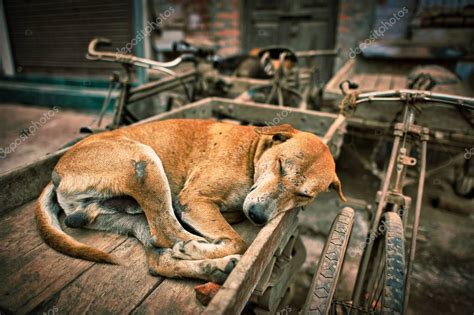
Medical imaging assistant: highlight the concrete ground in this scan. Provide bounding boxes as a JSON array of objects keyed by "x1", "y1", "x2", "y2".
[
  {"x1": 0, "y1": 103, "x2": 110, "y2": 173},
  {"x1": 0, "y1": 103, "x2": 472, "y2": 314}
]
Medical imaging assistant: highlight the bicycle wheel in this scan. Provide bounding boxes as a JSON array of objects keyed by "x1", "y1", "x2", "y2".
[
  {"x1": 359, "y1": 211, "x2": 405, "y2": 314},
  {"x1": 303, "y1": 207, "x2": 355, "y2": 315}
]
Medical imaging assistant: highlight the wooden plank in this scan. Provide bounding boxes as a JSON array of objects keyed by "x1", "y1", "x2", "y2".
[
  {"x1": 0, "y1": 201, "x2": 44, "y2": 261},
  {"x1": 390, "y1": 75, "x2": 408, "y2": 89},
  {"x1": 0, "y1": 148, "x2": 67, "y2": 213},
  {"x1": 274, "y1": 220, "x2": 298, "y2": 257},
  {"x1": 324, "y1": 58, "x2": 356, "y2": 98},
  {"x1": 203, "y1": 209, "x2": 299, "y2": 315},
  {"x1": 253, "y1": 256, "x2": 277, "y2": 295},
  {"x1": 280, "y1": 232, "x2": 298, "y2": 261},
  {"x1": 135, "y1": 98, "x2": 213, "y2": 125},
  {"x1": 132, "y1": 279, "x2": 205, "y2": 315},
  {"x1": 374, "y1": 75, "x2": 393, "y2": 91},
  {"x1": 356, "y1": 74, "x2": 378, "y2": 92},
  {"x1": 210, "y1": 98, "x2": 337, "y2": 136},
  {"x1": 31, "y1": 238, "x2": 163, "y2": 315},
  {"x1": 0, "y1": 204, "x2": 126, "y2": 314},
  {"x1": 257, "y1": 237, "x2": 306, "y2": 311},
  {"x1": 135, "y1": 96, "x2": 338, "y2": 138}
]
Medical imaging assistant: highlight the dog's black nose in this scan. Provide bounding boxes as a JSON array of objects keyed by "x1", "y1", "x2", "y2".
[{"x1": 248, "y1": 205, "x2": 267, "y2": 225}]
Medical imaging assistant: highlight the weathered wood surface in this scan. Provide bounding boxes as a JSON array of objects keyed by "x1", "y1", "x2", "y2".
[
  {"x1": 374, "y1": 75, "x2": 393, "y2": 91},
  {"x1": 203, "y1": 209, "x2": 299, "y2": 315},
  {"x1": 0, "y1": 202, "x2": 126, "y2": 314},
  {"x1": 137, "y1": 97, "x2": 339, "y2": 137},
  {"x1": 0, "y1": 202, "x2": 44, "y2": 260},
  {"x1": 0, "y1": 199, "x2": 303, "y2": 314},
  {"x1": 253, "y1": 256, "x2": 277, "y2": 295},
  {"x1": 253, "y1": 229, "x2": 299, "y2": 296},
  {"x1": 211, "y1": 98, "x2": 337, "y2": 137},
  {"x1": 32, "y1": 238, "x2": 163, "y2": 315},
  {"x1": 0, "y1": 148, "x2": 67, "y2": 214},
  {"x1": 132, "y1": 279, "x2": 205, "y2": 315},
  {"x1": 254, "y1": 237, "x2": 306, "y2": 312},
  {"x1": 136, "y1": 97, "x2": 213, "y2": 125}
]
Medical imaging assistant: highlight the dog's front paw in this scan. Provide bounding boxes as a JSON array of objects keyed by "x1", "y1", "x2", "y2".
[
  {"x1": 171, "y1": 239, "x2": 211, "y2": 260},
  {"x1": 204, "y1": 254, "x2": 241, "y2": 283}
]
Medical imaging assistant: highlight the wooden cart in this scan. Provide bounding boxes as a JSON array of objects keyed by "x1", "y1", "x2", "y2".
[
  {"x1": 0, "y1": 97, "x2": 346, "y2": 315},
  {"x1": 324, "y1": 57, "x2": 474, "y2": 152}
]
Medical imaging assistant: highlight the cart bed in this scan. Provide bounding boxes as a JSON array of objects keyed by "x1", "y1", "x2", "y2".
[{"x1": 0, "y1": 97, "x2": 344, "y2": 314}]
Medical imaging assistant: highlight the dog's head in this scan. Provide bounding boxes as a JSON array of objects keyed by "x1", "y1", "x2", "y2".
[{"x1": 243, "y1": 124, "x2": 345, "y2": 225}]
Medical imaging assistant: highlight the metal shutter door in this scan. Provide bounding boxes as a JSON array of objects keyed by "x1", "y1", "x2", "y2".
[{"x1": 4, "y1": 0, "x2": 134, "y2": 77}]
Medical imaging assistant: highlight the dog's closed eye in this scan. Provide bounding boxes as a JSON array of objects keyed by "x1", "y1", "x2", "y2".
[{"x1": 278, "y1": 159, "x2": 286, "y2": 176}]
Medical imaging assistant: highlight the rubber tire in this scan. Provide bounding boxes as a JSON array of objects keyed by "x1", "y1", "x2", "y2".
[
  {"x1": 304, "y1": 207, "x2": 355, "y2": 315},
  {"x1": 362, "y1": 211, "x2": 406, "y2": 315}
]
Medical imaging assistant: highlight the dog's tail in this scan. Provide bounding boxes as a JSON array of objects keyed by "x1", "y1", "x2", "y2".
[{"x1": 35, "y1": 182, "x2": 118, "y2": 264}]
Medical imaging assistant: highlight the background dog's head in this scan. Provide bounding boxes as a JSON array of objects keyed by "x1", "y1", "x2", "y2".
[{"x1": 243, "y1": 124, "x2": 345, "y2": 225}]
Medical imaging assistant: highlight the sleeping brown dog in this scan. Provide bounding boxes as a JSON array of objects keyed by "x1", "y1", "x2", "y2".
[{"x1": 36, "y1": 119, "x2": 345, "y2": 283}]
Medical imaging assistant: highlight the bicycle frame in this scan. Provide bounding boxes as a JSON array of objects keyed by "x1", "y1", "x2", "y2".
[{"x1": 350, "y1": 90, "x2": 465, "y2": 314}]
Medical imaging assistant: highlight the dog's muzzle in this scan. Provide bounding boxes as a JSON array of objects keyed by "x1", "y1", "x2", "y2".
[{"x1": 246, "y1": 203, "x2": 268, "y2": 225}]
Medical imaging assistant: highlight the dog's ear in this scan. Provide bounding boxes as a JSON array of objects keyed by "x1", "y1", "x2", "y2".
[
  {"x1": 253, "y1": 125, "x2": 296, "y2": 164},
  {"x1": 255, "y1": 124, "x2": 296, "y2": 144},
  {"x1": 330, "y1": 174, "x2": 346, "y2": 202}
]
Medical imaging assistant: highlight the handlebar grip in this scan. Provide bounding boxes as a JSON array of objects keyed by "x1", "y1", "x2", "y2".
[{"x1": 87, "y1": 37, "x2": 113, "y2": 60}]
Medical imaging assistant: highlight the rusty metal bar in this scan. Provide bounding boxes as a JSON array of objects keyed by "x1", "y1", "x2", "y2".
[
  {"x1": 322, "y1": 114, "x2": 346, "y2": 145},
  {"x1": 403, "y1": 137, "x2": 428, "y2": 314},
  {"x1": 127, "y1": 70, "x2": 197, "y2": 104},
  {"x1": 352, "y1": 134, "x2": 401, "y2": 308}
]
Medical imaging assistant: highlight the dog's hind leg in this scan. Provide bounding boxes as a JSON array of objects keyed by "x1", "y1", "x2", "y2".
[
  {"x1": 86, "y1": 212, "x2": 151, "y2": 246},
  {"x1": 124, "y1": 143, "x2": 206, "y2": 248},
  {"x1": 56, "y1": 139, "x2": 205, "y2": 249}
]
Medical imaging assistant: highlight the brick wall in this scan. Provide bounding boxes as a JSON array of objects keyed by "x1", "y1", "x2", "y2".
[
  {"x1": 212, "y1": 0, "x2": 241, "y2": 56},
  {"x1": 334, "y1": 0, "x2": 375, "y2": 70},
  {"x1": 163, "y1": 0, "x2": 241, "y2": 56}
]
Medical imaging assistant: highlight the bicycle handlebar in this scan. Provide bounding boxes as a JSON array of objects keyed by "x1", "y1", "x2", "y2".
[
  {"x1": 355, "y1": 89, "x2": 474, "y2": 110},
  {"x1": 86, "y1": 37, "x2": 196, "y2": 76}
]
